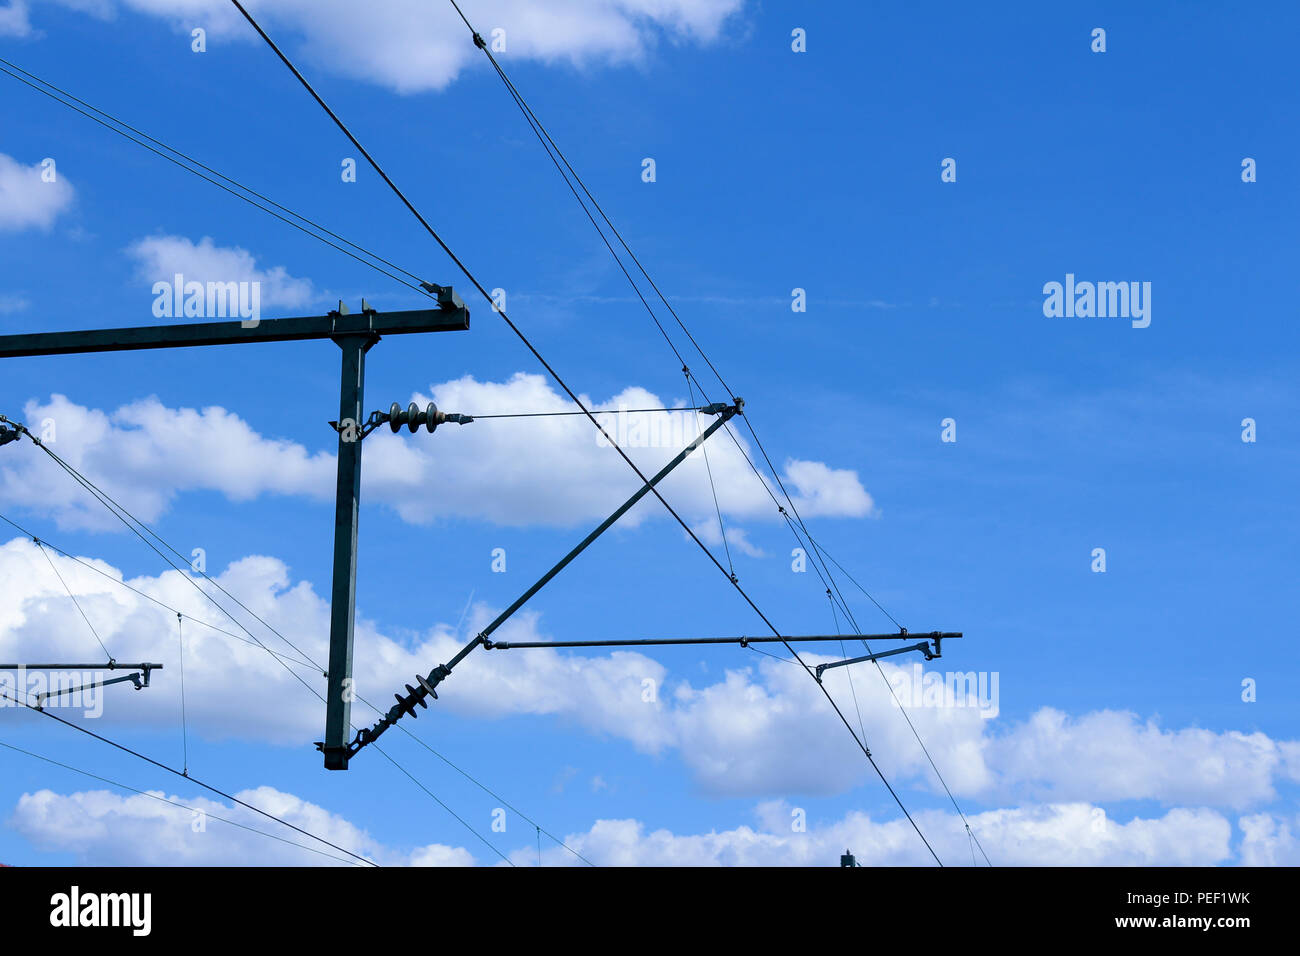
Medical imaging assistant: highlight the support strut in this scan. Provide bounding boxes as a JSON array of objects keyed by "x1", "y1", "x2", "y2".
[{"x1": 326, "y1": 401, "x2": 743, "y2": 762}]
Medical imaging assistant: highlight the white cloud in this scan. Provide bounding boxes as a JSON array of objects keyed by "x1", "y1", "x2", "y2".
[
  {"x1": 0, "y1": 536, "x2": 674, "y2": 748},
  {"x1": 8, "y1": 785, "x2": 473, "y2": 866},
  {"x1": 0, "y1": 294, "x2": 30, "y2": 314},
  {"x1": 46, "y1": 0, "x2": 747, "y2": 93},
  {"x1": 0, "y1": 1, "x2": 32, "y2": 37},
  {"x1": 692, "y1": 519, "x2": 764, "y2": 558},
  {"x1": 0, "y1": 537, "x2": 1296, "y2": 815},
  {"x1": 0, "y1": 394, "x2": 335, "y2": 530},
  {"x1": 7, "y1": 785, "x2": 1243, "y2": 866},
  {"x1": 0, "y1": 153, "x2": 75, "y2": 231},
  {"x1": 1, "y1": 383, "x2": 874, "y2": 530},
  {"x1": 46, "y1": 0, "x2": 117, "y2": 18},
  {"x1": 1238, "y1": 812, "x2": 1300, "y2": 866},
  {"x1": 126, "y1": 234, "x2": 316, "y2": 309},
  {"x1": 983, "y1": 708, "x2": 1288, "y2": 811},
  {"x1": 533, "y1": 802, "x2": 1235, "y2": 867},
  {"x1": 370, "y1": 373, "x2": 875, "y2": 526}
]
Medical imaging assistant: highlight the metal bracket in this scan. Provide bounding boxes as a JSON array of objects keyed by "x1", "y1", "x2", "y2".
[
  {"x1": 814, "y1": 641, "x2": 935, "y2": 682},
  {"x1": 0, "y1": 414, "x2": 29, "y2": 448},
  {"x1": 0, "y1": 662, "x2": 165, "y2": 709},
  {"x1": 419, "y1": 282, "x2": 467, "y2": 313}
]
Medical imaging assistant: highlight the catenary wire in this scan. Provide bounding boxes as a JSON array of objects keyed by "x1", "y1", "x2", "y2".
[
  {"x1": 33, "y1": 537, "x2": 113, "y2": 662},
  {"x1": 444, "y1": 5, "x2": 995, "y2": 864},
  {"x1": 4, "y1": 430, "x2": 515, "y2": 864},
  {"x1": 230, "y1": 0, "x2": 943, "y2": 865},
  {"x1": 0, "y1": 690, "x2": 378, "y2": 865},
  {"x1": 0, "y1": 511, "x2": 318, "y2": 671},
  {"x1": 0, "y1": 738, "x2": 367, "y2": 866},
  {"x1": 0, "y1": 58, "x2": 435, "y2": 298}
]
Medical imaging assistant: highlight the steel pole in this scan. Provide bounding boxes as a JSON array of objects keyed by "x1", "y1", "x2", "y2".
[{"x1": 322, "y1": 331, "x2": 377, "y2": 769}]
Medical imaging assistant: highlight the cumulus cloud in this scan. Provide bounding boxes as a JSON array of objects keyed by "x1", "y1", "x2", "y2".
[
  {"x1": 533, "y1": 802, "x2": 1235, "y2": 867},
  {"x1": 0, "y1": 536, "x2": 674, "y2": 748},
  {"x1": 1, "y1": 383, "x2": 874, "y2": 530},
  {"x1": 125, "y1": 234, "x2": 316, "y2": 310},
  {"x1": 7, "y1": 785, "x2": 1247, "y2": 867},
  {"x1": 983, "y1": 708, "x2": 1289, "y2": 811},
  {"x1": 8, "y1": 785, "x2": 472, "y2": 866},
  {"x1": 44, "y1": 0, "x2": 748, "y2": 93},
  {"x1": 0, "y1": 1, "x2": 32, "y2": 37},
  {"x1": 372, "y1": 373, "x2": 875, "y2": 526},
  {"x1": 0, "y1": 153, "x2": 75, "y2": 231},
  {"x1": 0, "y1": 538, "x2": 1295, "y2": 813},
  {"x1": 0, "y1": 394, "x2": 335, "y2": 530},
  {"x1": 1238, "y1": 812, "x2": 1300, "y2": 866}
]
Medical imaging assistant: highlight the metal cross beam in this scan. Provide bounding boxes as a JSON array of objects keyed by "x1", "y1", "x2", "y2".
[
  {"x1": 0, "y1": 663, "x2": 164, "y2": 670},
  {"x1": 0, "y1": 295, "x2": 468, "y2": 357},
  {"x1": 0, "y1": 294, "x2": 470, "y2": 770},
  {"x1": 483, "y1": 632, "x2": 962, "y2": 650}
]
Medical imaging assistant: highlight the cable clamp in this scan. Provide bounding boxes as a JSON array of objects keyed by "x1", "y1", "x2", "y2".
[{"x1": 472, "y1": 32, "x2": 486, "y2": 49}]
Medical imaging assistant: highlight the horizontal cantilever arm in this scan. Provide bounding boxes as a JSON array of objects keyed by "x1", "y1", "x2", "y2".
[
  {"x1": 485, "y1": 632, "x2": 961, "y2": 649},
  {"x1": 0, "y1": 663, "x2": 164, "y2": 670},
  {"x1": 332, "y1": 402, "x2": 743, "y2": 761},
  {"x1": 0, "y1": 305, "x2": 469, "y2": 358}
]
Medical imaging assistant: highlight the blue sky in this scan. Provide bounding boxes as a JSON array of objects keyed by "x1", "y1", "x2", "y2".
[{"x1": 0, "y1": 0, "x2": 1296, "y2": 866}]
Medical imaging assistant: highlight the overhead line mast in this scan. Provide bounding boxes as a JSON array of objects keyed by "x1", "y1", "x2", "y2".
[{"x1": 0, "y1": 298, "x2": 470, "y2": 770}]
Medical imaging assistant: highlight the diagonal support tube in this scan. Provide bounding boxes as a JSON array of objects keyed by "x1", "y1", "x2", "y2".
[
  {"x1": 332, "y1": 402, "x2": 741, "y2": 762},
  {"x1": 35, "y1": 671, "x2": 151, "y2": 706},
  {"x1": 814, "y1": 641, "x2": 936, "y2": 681}
]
